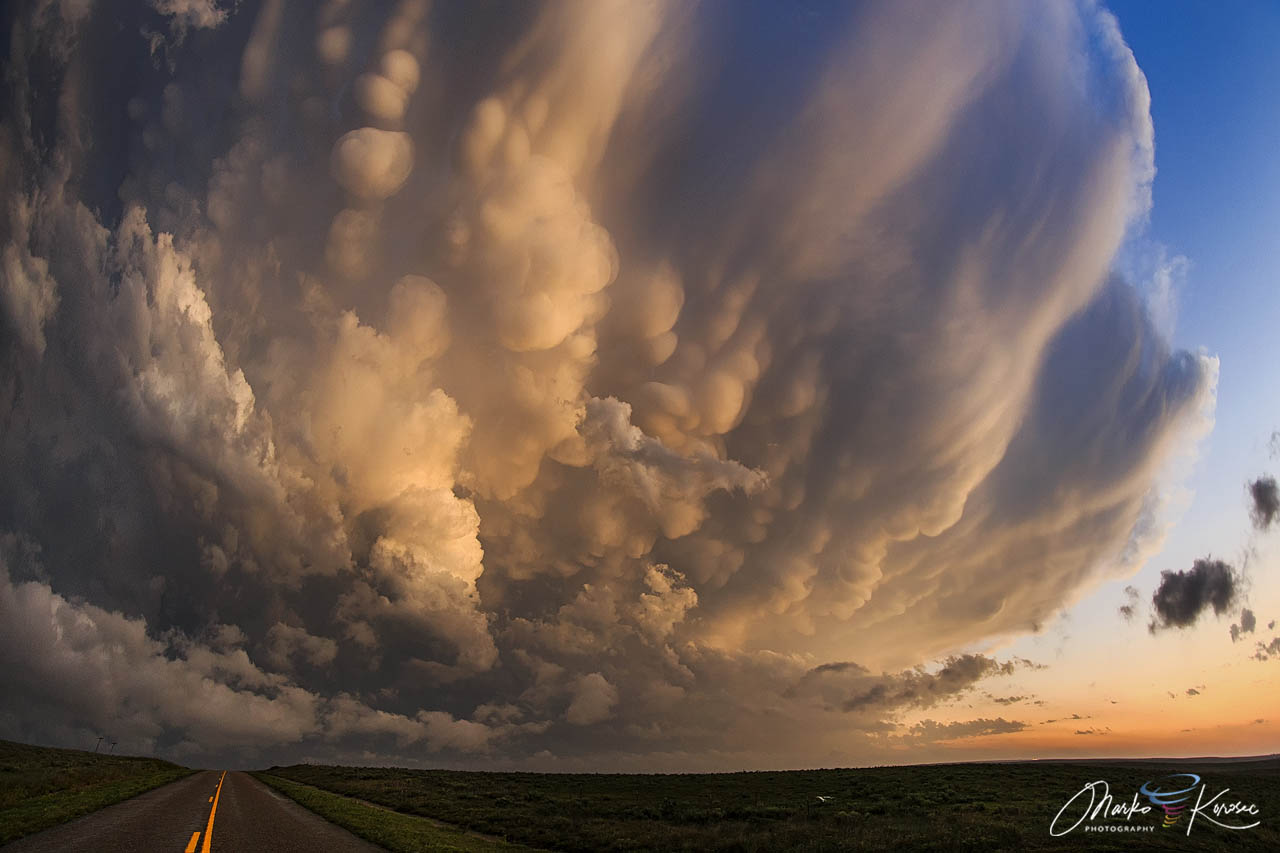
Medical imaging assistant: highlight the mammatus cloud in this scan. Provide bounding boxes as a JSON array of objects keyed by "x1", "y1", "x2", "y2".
[
  {"x1": 0, "y1": 0, "x2": 1216, "y2": 768},
  {"x1": 1248, "y1": 476, "x2": 1279, "y2": 531},
  {"x1": 1148, "y1": 559, "x2": 1239, "y2": 633},
  {"x1": 152, "y1": 0, "x2": 228, "y2": 31}
]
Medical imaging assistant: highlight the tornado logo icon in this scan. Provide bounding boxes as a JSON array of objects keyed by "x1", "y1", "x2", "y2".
[{"x1": 1140, "y1": 774, "x2": 1201, "y2": 828}]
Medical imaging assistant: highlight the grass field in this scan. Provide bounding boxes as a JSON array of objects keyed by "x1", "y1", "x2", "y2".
[
  {"x1": 0, "y1": 738, "x2": 194, "y2": 844},
  {"x1": 266, "y1": 757, "x2": 1280, "y2": 852},
  {"x1": 253, "y1": 772, "x2": 530, "y2": 851}
]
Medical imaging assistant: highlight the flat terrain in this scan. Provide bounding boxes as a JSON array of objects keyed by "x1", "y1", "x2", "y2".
[
  {"x1": 254, "y1": 773, "x2": 527, "y2": 851},
  {"x1": 0, "y1": 738, "x2": 192, "y2": 844},
  {"x1": 3, "y1": 737, "x2": 1277, "y2": 851},
  {"x1": 267, "y1": 757, "x2": 1280, "y2": 852}
]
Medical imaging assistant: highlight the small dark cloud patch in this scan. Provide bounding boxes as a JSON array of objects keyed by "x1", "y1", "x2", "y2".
[
  {"x1": 1185, "y1": 687, "x2": 1200, "y2": 696},
  {"x1": 1254, "y1": 719, "x2": 1267, "y2": 725},
  {"x1": 1254, "y1": 637, "x2": 1280, "y2": 662},
  {"x1": 988, "y1": 695, "x2": 1027, "y2": 706},
  {"x1": 1074, "y1": 728, "x2": 1104, "y2": 735},
  {"x1": 1248, "y1": 476, "x2": 1279, "y2": 531},
  {"x1": 1230, "y1": 608, "x2": 1257, "y2": 642},
  {"x1": 1270, "y1": 620, "x2": 1276, "y2": 631},
  {"x1": 1148, "y1": 558, "x2": 1239, "y2": 633},
  {"x1": 1119, "y1": 585, "x2": 1141, "y2": 622},
  {"x1": 810, "y1": 661, "x2": 870, "y2": 676}
]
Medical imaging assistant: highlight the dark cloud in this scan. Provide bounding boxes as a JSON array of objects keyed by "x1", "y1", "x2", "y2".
[
  {"x1": 788, "y1": 654, "x2": 1028, "y2": 718},
  {"x1": 1119, "y1": 584, "x2": 1141, "y2": 621},
  {"x1": 1185, "y1": 687, "x2": 1200, "y2": 696},
  {"x1": 810, "y1": 661, "x2": 870, "y2": 676},
  {"x1": 1254, "y1": 637, "x2": 1280, "y2": 662},
  {"x1": 0, "y1": 0, "x2": 1215, "y2": 768},
  {"x1": 1230, "y1": 607, "x2": 1256, "y2": 642},
  {"x1": 839, "y1": 655, "x2": 1020, "y2": 713},
  {"x1": 905, "y1": 718, "x2": 1027, "y2": 742},
  {"x1": 1148, "y1": 558, "x2": 1239, "y2": 633},
  {"x1": 1248, "y1": 476, "x2": 1279, "y2": 531},
  {"x1": 988, "y1": 695, "x2": 1028, "y2": 706}
]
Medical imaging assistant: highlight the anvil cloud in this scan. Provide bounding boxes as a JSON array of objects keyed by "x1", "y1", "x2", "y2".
[{"x1": 0, "y1": 0, "x2": 1215, "y2": 769}]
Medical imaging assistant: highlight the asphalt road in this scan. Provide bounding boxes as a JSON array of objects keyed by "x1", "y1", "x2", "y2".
[{"x1": 2, "y1": 770, "x2": 384, "y2": 852}]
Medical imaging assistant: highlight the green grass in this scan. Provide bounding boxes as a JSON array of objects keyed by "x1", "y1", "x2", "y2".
[
  {"x1": 0, "y1": 738, "x2": 194, "y2": 844},
  {"x1": 253, "y1": 772, "x2": 530, "y2": 851},
  {"x1": 264, "y1": 757, "x2": 1280, "y2": 852}
]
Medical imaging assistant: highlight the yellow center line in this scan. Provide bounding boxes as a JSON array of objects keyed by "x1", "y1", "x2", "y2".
[
  {"x1": 184, "y1": 830, "x2": 199, "y2": 853},
  {"x1": 201, "y1": 771, "x2": 226, "y2": 853}
]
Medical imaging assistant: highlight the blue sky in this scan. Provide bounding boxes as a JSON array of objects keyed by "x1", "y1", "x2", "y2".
[{"x1": 1113, "y1": 0, "x2": 1280, "y2": 574}]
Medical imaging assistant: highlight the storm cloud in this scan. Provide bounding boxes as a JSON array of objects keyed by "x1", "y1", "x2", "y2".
[
  {"x1": 1148, "y1": 559, "x2": 1239, "y2": 633},
  {"x1": 0, "y1": 0, "x2": 1216, "y2": 768}
]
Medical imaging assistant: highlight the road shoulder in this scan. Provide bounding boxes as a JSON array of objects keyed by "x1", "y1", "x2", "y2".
[{"x1": 0, "y1": 766, "x2": 195, "y2": 846}]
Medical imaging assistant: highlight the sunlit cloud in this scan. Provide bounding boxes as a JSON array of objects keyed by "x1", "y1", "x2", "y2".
[{"x1": 0, "y1": 0, "x2": 1218, "y2": 768}]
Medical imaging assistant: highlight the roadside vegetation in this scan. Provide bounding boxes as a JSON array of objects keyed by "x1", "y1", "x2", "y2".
[
  {"x1": 253, "y1": 772, "x2": 529, "y2": 851},
  {"x1": 0, "y1": 738, "x2": 194, "y2": 844},
  {"x1": 265, "y1": 757, "x2": 1280, "y2": 852}
]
